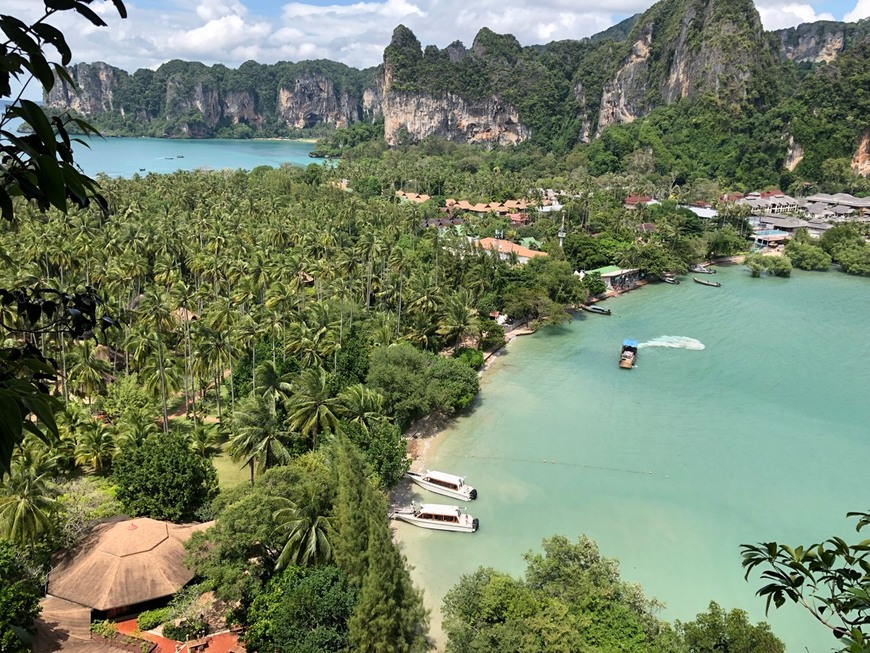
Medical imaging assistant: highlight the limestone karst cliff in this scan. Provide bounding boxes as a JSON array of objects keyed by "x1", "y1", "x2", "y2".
[{"x1": 43, "y1": 0, "x2": 868, "y2": 163}]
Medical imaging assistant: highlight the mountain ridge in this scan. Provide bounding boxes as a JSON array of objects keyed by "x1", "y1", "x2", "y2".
[{"x1": 43, "y1": 0, "x2": 870, "y2": 185}]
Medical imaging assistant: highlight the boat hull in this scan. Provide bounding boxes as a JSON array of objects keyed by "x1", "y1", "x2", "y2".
[
  {"x1": 390, "y1": 510, "x2": 478, "y2": 533},
  {"x1": 406, "y1": 473, "x2": 476, "y2": 501},
  {"x1": 692, "y1": 277, "x2": 721, "y2": 287},
  {"x1": 580, "y1": 305, "x2": 611, "y2": 315}
]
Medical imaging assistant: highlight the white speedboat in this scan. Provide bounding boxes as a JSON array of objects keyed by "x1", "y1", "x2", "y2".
[
  {"x1": 406, "y1": 469, "x2": 477, "y2": 501},
  {"x1": 390, "y1": 503, "x2": 478, "y2": 533}
]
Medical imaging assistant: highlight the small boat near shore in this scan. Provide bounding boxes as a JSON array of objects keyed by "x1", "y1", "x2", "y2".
[
  {"x1": 689, "y1": 264, "x2": 716, "y2": 274},
  {"x1": 580, "y1": 304, "x2": 612, "y2": 316},
  {"x1": 406, "y1": 470, "x2": 477, "y2": 501},
  {"x1": 693, "y1": 277, "x2": 721, "y2": 287},
  {"x1": 662, "y1": 274, "x2": 680, "y2": 285},
  {"x1": 390, "y1": 503, "x2": 479, "y2": 533},
  {"x1": 619, "y1": 339, "x2": 638, "y2": 369}
]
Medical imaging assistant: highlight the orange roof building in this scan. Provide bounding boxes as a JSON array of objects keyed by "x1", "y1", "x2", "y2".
[{"x1": 476, "y1": 238, "x2": 547, "y2": 264}]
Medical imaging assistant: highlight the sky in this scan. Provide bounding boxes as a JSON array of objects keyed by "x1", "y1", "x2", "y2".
[{"x1": 4, "y1": 0, "x2": 868, "y2": 77}]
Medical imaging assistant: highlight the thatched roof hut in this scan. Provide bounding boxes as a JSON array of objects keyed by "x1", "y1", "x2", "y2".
[{"x1": 48, "y1": 518, "x2": 211, "y2": 615}]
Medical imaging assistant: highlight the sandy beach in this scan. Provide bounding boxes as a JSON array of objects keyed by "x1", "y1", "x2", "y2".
[{"x1": 403, "y1": 325, "x2": 536, "y2": 466}]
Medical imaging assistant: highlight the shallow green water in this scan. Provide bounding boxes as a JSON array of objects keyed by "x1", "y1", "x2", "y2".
[{"x1": 398, "y1": 264, "x2": 870, "y2": 652}]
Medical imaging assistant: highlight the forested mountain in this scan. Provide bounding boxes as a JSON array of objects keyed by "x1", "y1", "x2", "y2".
[{"x1": 44, "y1": 0, "x2": 870, "y2": 187}]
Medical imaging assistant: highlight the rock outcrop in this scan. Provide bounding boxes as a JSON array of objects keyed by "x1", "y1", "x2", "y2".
[
  {"x1": 46, "y1": 62, "x2": 120, "y2": 115},
  {"x1": 853, "y1": 128, "x2": 870, "y2": 176},
  {"x1": 597, "y1": 0, "x2": 773, "y2": 132},
  {"x1": 383, "y1": 91, "x2": 528, "y2": 146},
  {"x1": 775, "y1": 22, "x2": 847, "y2": 63}
]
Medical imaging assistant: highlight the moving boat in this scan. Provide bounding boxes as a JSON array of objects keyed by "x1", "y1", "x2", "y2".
[
  {"x1": 619, "y1": 339, "x2": 638, "y2": 369},
  {"x1": 693, "y1": 277, "x2": 721, "y2": 287},
  {"x1": 389, "y1": 503, "x2": 479, "y2": 533},
  {"x1": 406, "y1": 470, "x2": 477, "y2": 501},
  {"x1": 689, "y1": 264, "x2": 716, "y2": 274},
  {"x1": 580, "y1": 304, "x2": 612, "y2": 316}
]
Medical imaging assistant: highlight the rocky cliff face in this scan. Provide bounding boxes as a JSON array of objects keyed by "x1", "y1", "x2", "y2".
[
  {"x1": 774, "y1": 22, "x2": 846, "y2": 63},
  {"x1": 46, "y1": 62, "x2": 121, "y2": 115},
  {"x1": 383, "y1": 90, "x2": 528, "y2": 146},
  {"x1": 597, "y1": 0, "x2": 772, "y2": 131},
  {"x1": 853, "y1": 127, "x2": 870, "y2": 176},
  {"x1": 46, "y1": 60, "x2": 377, "y2": 138}
]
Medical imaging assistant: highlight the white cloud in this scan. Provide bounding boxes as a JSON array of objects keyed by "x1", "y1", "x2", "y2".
[
  {"x1": 845, "y1": 0, "x2": 870, "y2": 21},
  {"x1": 755, "y1": 3, "x2": 835, "y2": 30}
]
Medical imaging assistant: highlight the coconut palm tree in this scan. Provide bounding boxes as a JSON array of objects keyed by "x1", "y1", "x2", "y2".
[
  {"x1": 74, "y1": 425, "x2": 115, "y2": 473},
  {"x1": 0, "y1": 454, "x2": 60, "y2": 548},
  {"x1": 285, "y1": 367, "x2": 340, "y2": 448},
  {"x1": 338, "y1": 384, "x2": 385, "y2": 431},
  {"x1": 273, "y1": 482, "x2": 333, "y2": 570},
  {"x1": 229, "y1": 394, "x2": 292, "y2": 485},
  {"x1": 437, "y1": 291, "x2": 480, "y2": 350}
]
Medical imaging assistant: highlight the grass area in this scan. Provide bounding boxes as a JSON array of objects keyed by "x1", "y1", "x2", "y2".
[{"x1": 212, "y1": 446, "x2": 250, "y2": 489}]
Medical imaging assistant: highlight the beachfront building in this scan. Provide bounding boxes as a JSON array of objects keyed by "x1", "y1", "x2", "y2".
[
  {"x1": 579, "y1": 265, "x2": 643, "y2": 293},
  {"x1": 802, "y1": 193, "x2": 870, "y2": 220},
  {"x1": 736, "y1": 191, "x2": 800, "y2": 214},
  {"x1": 475, "y1": 237, "x2": 547, "y2": 264}
]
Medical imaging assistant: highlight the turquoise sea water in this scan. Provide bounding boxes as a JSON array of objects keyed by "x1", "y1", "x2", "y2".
[
  {"x1": 73, "y1": 136, "x2": 317, "y2": 177},
  {"x1": 398, "y1": 264, "x2": 870, "y2": 652},
  {"x1": 3, "y1": 115, "x2": 316, "y2": 176}
]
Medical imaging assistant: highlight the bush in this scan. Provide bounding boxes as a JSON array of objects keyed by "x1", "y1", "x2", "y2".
[
  {"x1": 137, "y1": 608, "x2": 171, "y2": 631},
  {"x1": 90, "y1": 620, "x2": 117, "y2": 637},
  {"x1": 113, "y1": 432, "x2": 218, "y2": 522},
  {"x1": 163, "y1": 618, "x2": 208, "y2": 642},
  {"x1": 477, "y1": 319, "x2": 506, "y2": 352},
  {"x1": 453, "y1": 347, "x2": 485, "y2": 370}
]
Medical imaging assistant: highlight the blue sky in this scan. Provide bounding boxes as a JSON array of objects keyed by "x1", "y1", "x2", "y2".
[{"x1": 4, "y1": 0, "x2": 869, "y2": 77}]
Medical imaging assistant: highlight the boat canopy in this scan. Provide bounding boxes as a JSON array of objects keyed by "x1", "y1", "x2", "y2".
[
  {"x1": 623, "y1": 339, "x2": 638, "y2": 347},
  {"x1": 418, "y1": 504, "x2": 462, "y2": 517},
  {"x1": 424, "y1": 470, "x2": 463, "y2": 486}
]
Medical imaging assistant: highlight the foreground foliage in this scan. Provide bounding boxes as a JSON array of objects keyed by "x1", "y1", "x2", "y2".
[{"x1": 742, "y1": 510, "x2": 870, "y2": 653}]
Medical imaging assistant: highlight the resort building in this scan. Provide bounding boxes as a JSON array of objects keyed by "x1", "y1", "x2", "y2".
[
  {"x1": 579, "y1": 265, "x2": 643, "y2": 293},
  {"x1": 33, "y1": 518, "x2": 214, "y2": 653},
  {"x1": 736, "y1": 191, "x2": 800, "y2": 214},
  {"x1": 802, "y1": 193, "x2": 870, "y2": 220},
  {"x1": 475, "y1": 237, "x2": 547, "y2": 264}
]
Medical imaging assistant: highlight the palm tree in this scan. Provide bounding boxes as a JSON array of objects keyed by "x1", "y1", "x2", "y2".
[
  {"x1": 229, "y1": 394, "x2": 292, "y2": 485},
  {"x1": 187, "y1": 423, "x2": 223, "y2": 460},
  {"x1": 285, "y1": 367, "x2": 340, "y2": 448},
  {"x1": 338, "y1": 384, "x2": 385, "y2": 431},
  {"x1": 66, "y1": 340, "x2": 112, "y2": 403},
  {"x1": 437, "y1": 291, "x2": 480, "y2": 350},
  {"x1": 273, "y1": 482, "x2": 333, "y2": 570},
  {"x1": 74, "y1": 425, "x2": 115, "y2": 473},
  {"x1": 0, "y1": 454, "x2": 59, "y2": 548}
]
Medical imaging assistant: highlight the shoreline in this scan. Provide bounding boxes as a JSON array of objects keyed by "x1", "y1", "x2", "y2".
[
  {"x1": 400, "y1": 257, "x2": 748, "y2": 468},
  {"x1": 403, "y1": 324, "x2": 536, "y2": 465}
]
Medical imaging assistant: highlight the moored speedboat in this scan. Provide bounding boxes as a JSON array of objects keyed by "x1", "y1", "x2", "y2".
[
  {"x1": 689, "y1": 264, "x2": 716, "y2": 274},
  {"x1": 580, "y1": 304, "x2": 612, "y2": 315},
  {"x1": 662, "y1": 274, "x2": 680, "y2": 284},
  {"x1": 406, "y1": 470, "x2": 477, "y2": 501},
  {"x1": 390, "y1": 503, "x2": 479, "y2": 533}
]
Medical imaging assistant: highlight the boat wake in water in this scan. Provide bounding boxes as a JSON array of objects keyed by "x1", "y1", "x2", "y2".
[{"x1": 638, "y1": 336, "x2": 705, "y2": 350}]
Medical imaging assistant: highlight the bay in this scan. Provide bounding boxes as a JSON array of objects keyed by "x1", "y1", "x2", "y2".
[
  {"x1": 398, "y1": 264, "x2": 870, "y2": 652},
  {"x1": 3, "y1": 115, "x2": 317, "y2": 176},
  {"x1": 73, "y1": 136, "x2": 317, "y2": 177}
]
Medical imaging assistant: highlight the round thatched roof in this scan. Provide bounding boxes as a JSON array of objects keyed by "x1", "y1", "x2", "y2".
[{"x1": 48, "y1": 518, "x2": 212, "y2": 611}]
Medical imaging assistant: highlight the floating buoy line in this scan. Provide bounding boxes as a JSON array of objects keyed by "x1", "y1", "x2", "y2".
[{"x1": 460, "y1": 453, "x2": 667, "y2": 477}]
